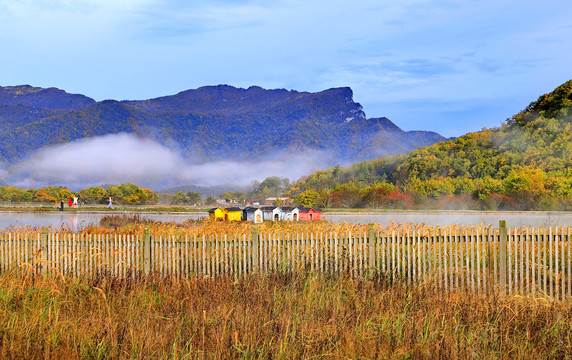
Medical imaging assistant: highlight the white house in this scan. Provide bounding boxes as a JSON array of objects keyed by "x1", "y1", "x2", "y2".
[
  {"x1": 261, "y1": 206, "x2": 281, "y2": 221},
  {"x1": 243, "y1": 207, "x2": 263, "y2": 223},
  {"x1": 280, "y1": 207, "x2": 300, "y2": 221}
]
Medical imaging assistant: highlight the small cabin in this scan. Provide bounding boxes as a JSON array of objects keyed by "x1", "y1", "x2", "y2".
[
  {"x1": 243, "y1": 206, "x2": 263, "y2": 223},
  {"x1": 261, "y1": 206, "x2": 281, "y2": 221},
  {"x1": 208, "y1": 207, "x2": 228, "y2": 221},
  {"x1": 280, "y1": 207, "x2": 300, "y2": 221},
  {"x1": 226, "y1": 207, "x2": 243, "y2": 222},
  {"x1": 298, "y1": 207, "x2": 322, "y2": 221}
]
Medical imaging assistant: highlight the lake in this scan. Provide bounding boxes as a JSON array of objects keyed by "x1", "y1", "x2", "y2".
[{"x1": 1, "y1": 210, "x2": 572, "y2": 231}]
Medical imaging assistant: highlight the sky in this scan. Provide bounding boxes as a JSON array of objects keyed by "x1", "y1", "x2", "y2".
[{"x1": 0, "y1": 0, "x2": 571, "y2": 138}]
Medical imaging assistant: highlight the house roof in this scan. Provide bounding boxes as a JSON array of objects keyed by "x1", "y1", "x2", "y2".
[
  {"x1": 227, "y1": 207, "x2": 242, "y2": 212},
  {"x1": 243, "y1": 207, "x2": 261, "y2": 213},
  {"x1": 208, "y1": 207, "x2": 222, "y2": 213},
  {"x1": 260, "y1": 206, "x2": 277, "y2": 211},
  {"x1": 299, "y1": 207, "x2": 322, "y2": 213}
]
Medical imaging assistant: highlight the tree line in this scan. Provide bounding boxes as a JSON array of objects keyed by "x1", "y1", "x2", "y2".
[
  {"x1": 170, "y1": 176, "x2": 291, "y2": 205},
  {"x1": 0, "y1": 183, "x2": 158, "y2": 205}
]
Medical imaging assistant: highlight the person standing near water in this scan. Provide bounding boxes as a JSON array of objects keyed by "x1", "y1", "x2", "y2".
[
  {"x1": 108, "y1": 196, "x2": 113, "y2": 209},
  {"x1": 59, "y1": 199, "x2": 64, "y2": 211}
]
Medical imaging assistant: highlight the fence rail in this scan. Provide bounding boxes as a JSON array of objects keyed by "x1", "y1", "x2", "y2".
[{"x1": 1, "y1": 222, "x2": 572, "y2": 298}]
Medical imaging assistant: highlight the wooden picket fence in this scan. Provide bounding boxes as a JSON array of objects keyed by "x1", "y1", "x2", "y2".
[{"x1": 1, "y1": 222, "x2": 572, "y2": 298}]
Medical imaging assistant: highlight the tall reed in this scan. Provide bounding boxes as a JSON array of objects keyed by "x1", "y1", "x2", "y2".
[{"x1": 0, "y1": 269, "x2": 570, "y2": 359}]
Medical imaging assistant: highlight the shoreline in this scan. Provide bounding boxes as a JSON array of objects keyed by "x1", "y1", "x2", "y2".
[{"x1": 0, "y1": 207, "x2": 570, "y2": 216}]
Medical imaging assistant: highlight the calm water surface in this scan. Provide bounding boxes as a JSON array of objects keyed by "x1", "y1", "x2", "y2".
[
  {"x1": 1, "y1": 211, "x2": 572, "y2": 232},
  {"x1": 0, "y1": 212, "x2": 206, "y2": 232},
  {"x1": 324, "y1": 212, "x2": 572, "y2": 228}
]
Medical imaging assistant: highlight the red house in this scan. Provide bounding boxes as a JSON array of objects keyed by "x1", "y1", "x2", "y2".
[{"x1": 298, "y1": 207, "x2": 322, "y2": 221}]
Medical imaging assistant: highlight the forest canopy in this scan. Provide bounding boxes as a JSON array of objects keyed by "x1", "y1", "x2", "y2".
[{"x1": 286, "y1": 80, "x2": 572, "y2": 211}]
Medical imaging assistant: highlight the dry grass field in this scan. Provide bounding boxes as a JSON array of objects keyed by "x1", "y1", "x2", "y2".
[
  {"x1": 0, "y1": 217, "x2": 571, "y2": 358},
  {"x1": 94, "y1": 215, "x2": 374, "y2": 235},
  {"x1": 0, "y1": 270, "x2": 571, "y2": 359}
]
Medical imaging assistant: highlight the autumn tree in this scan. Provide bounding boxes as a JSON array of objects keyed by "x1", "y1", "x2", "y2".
[
  {"x1": 502, "y1": 167, "x2": 549, "y2": 209},
  {"x1": 172, "y1": 191, "x2": 188, "y2": 205},
  {"x1": 78, "y1": 186, "x2": 106, "y2": 204}
]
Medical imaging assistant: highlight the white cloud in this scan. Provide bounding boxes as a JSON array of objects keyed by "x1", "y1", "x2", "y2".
[{"x1": 4, "y1": 133, "x2": 331, "y2": 189}]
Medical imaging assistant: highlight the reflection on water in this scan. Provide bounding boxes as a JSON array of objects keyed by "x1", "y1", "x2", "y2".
[
  {"x1": 0, "y1": 211, "x2": 571, "y2": 231},
  {"x1": 69, "y1": 215, "x2": 77, "y2": 231},
  {"x1": 0, "y1": 212, "x2": 207, "y2": 231}
]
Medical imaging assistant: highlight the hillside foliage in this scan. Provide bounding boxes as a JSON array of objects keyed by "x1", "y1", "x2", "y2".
[{"x1": 287, "y1": 80, "x2": 572, "y2": 210}]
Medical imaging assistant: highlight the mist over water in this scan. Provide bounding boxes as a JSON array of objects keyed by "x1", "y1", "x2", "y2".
[{"x1": 1, "y1": 133, "x2": 332, "y2": 189}]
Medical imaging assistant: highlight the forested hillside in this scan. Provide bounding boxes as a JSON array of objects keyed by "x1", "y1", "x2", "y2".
[
  {"x1": 288, "y1": 80, "x2": 572, "y2": 211},
  {"x1": 0, "y1": 85, "x2": 445, "y2": 165}
]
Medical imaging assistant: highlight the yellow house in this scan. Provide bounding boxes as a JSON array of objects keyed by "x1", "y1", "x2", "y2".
[
  {"x1": 226, "y1": 207, "x2": 242, "y2": 222},
  {"x1": 208, "y1": 207, "x2": 228, "y2": 221},
  {"x1": 208, "y1": 207, "x2": 242, "y2": 221}
]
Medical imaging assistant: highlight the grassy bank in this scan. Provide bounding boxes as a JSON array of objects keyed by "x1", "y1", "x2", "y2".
[
  {"x1": 92, "y1": 216, "x2": 374, "y2": 234},
  {"x1": 0, "y1": 271, "x2": 570, "y2": 359}
]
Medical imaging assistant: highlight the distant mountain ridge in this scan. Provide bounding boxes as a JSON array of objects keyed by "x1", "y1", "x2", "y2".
[
  {"x1": 0, "y1": 85, "x2": 95, "y2": 110},
  {"x1": 0, "y1": 84, "x2": 445, "y2": 165}
]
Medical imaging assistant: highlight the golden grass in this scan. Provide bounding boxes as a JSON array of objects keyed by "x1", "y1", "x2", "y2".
[
  {"x1": 0, "y1": 270, "x2": 570, "y2": 359},
  {"x1": 86, "y1": 215, "x2": 572, "y2": 237},
  {"x1": 3, "y1": 214, "x2": 571, "y2": 239}
]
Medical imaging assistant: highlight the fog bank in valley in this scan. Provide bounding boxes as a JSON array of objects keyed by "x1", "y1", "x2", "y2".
[{"x1": 0, "y1": 133, "x2": 331, "y2": 190}]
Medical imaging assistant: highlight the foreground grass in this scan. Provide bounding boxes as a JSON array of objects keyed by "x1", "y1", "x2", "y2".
[{"x1": 0, "y1": 271, "x2": 571, "y2": 359}]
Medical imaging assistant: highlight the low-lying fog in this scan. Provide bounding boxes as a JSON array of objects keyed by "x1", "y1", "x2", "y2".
[{"x1": 0, "y1": 133, "x2": 332, "y2": 190}]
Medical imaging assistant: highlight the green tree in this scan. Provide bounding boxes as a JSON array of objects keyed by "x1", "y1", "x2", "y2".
[
  {"x1": 78, "y1": 186, "x2": 106, "y2": 204},
  {"x1": 205, "y1": 195, "x2": 216, "y2": 205},
  {"x1": 57, "y1": 188, "x2": 72, "y2": 201},
  {"x1": 104, "y1": 183, "x2": 157, "y2": 205},
  {"x1": 503, "y1": 167, "x2": 549, "y2": 209},
  {"x1": 0, "y1": 186, "x2": 24, "y2": 202},
  {"x1": 141, "y1": 188, "x2": 159, "y2": 205},
  {"x1": 252, "y1": 176, "x2": 290, "y2": 197},
  {"x1": 474, "y1": 177, "x2": 504, "y2": 201},
  {"x1": 20, "y1": 188, "x2": 35, "y2": 202},
  {"x1": 187, "y1": 192, "x2": 202, "y2": 204},
  {"x1": 294, "y1": 190, "x2": 319, "y2": 207},
  {"x1": 172, "y1": 191, "x2": 188, "y2": 205}
]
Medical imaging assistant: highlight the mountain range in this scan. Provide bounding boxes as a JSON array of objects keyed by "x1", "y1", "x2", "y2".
[{"x1": 0, "y1": 85, "x2": 445, "y2": 166}]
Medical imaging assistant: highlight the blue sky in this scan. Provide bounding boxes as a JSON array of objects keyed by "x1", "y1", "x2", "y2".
[{"x1": 1, "y1": 0, "x2": 571, "y2": 138}]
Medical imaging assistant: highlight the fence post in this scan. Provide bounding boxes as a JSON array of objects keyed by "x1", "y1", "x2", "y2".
[
  {"x1": 499, "y1": 220, "x2": 507, "y2": 293},
  {"x1": 252, "y1": 228, "x2": 259, "y2": 272},
  {"x1": 40, "y1": 228, "x2": 49, "y2": 274},
  {"x1": 368, "y1": 223, "x2": 376, "y2": 275},
  {"x1": 144, "y1": 228, "x2": 151, "y2": 275}
]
